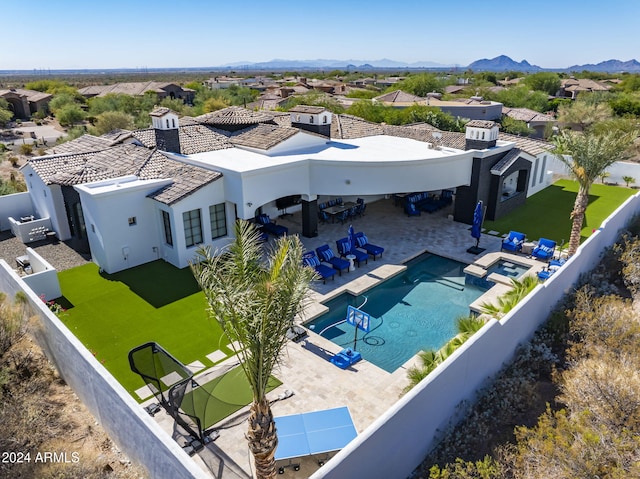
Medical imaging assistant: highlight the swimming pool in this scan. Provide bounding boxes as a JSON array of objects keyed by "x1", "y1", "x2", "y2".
[{"x1": 305, "y1": 253, "x2": 487, "y2": 372}]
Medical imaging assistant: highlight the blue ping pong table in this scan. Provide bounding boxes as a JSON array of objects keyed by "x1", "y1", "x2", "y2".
[{"x1": 274, "y1": 406, "x2": 357, "y2": 474}]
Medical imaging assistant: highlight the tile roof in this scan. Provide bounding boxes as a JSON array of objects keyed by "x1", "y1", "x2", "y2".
[
  {"x1": 139, "y1": 152, "x2": 223, "y2": 205},
  {"x1": 230, "y1": 124, "x2": 299, "y2": 150},
  {"x1": 466, "y1": 120, "x2": 497, "y2": 129},
  {"x1": 374, "y1": 90, "x2": 423, "y2": 103},
  {"x1": 150, "y1": 107, "x2": 172, "y2": 117},
  {"x1": 195, "y1": 106, "x2": 274, "y2": 127},
  {"x1": 45, "y1": 135, "x2": 116, "y2": 155},
  {"x1": 131, "y1": 124, "x2": 233, "y2": 154},
  {"x1": 77, "y1": 82, "x2": 190, "y2": 97},
  {"x1": 31, "y1": 144, "x2": 154, "y2": 186},
  {"x1": 500, "y1": 133, "x2": 554, "y2": 157},
  {"x1": 491, "y1": 148, "x2": 522, "y2": 175},
  {"x1": 289, "y1": 105, "x2": 327, "y2": 114},
  {"x1": 331, "y1": 114, "x2": 385, "y2": 139},
  {"x1": 502, "y1": 107, "x2": 555, "y2": 123},
  {"x1": 0, "y1": 88, "x2": 53, "y2": 102}
]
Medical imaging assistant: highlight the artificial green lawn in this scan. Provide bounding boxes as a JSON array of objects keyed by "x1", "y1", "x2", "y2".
[
  {"x1": 57, "y1": 261, "x2": 232, "y2": 399},
  {"x1": 182, "y1": 366, "x2": 281, "y2": 429},
  {"x1": 483, "y1": 179, "x2": 636, "y2": 247}
]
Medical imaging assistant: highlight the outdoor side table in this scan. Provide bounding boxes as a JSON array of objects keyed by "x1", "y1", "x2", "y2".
[
  {"x1": 346, "y1": 254, "x2": 356, "y2": 271},
  {"x1": 521, "y1": 242, "x2": 536, "y2": 255}
]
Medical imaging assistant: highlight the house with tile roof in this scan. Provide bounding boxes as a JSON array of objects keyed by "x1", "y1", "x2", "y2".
[
  {"x1": 373, "y1": 90, "x2": 503, "y2": 121},
  {"x1": 0, "y1": 88, "x2": 53, "y2": 120},
  {"x1": 14, "y1": 106, "x2": 554, "y2": 273},
  {"x1": 501, "y1": 107, "x2": 557, "y2": 138},
  {"x1": 556, "y1": 78, "x2": 611, "y2": 99},
  {"x1": 77, "y1": 82, "x2": 195, "y2": 104}
]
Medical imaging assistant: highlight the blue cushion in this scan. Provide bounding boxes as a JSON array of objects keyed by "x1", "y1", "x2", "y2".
[
  {"x1": 320, "y1": 249, "x2": 334, "y2": 261},
  {"x1": 304, "y1": 255, "x2": 320, "y2": 267},
  {"x1": 539, "y1": 245, "x2": 552, "y2": 254},
  {"x1": 356, "y1": 235, "x2": 368, "y2": 247}
]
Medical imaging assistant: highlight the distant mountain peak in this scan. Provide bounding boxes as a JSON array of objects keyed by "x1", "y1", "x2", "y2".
[{"x1": 467, "y1": 55, "x2": 541, "y2": 72}]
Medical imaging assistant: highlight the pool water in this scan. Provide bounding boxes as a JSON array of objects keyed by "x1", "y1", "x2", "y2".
[
  {"x1": 305, "y1": 253, "x2": 487, "y2": 372},
  {"x1": 485, "y1": 260, "x2": 529, "y2": 278}
]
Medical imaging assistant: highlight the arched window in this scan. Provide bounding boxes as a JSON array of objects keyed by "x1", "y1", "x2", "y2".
[
  {"x1": 172, "y1": 118, "x2": 176, "y2": 128},
  {"x1": 166, "y1": 119, "x2": 170, "y2": 128},
  {"x1": 323, "y1": 115, "x2": 327, "y2": 124},
  {"x1": 482, "y1": 131, "x2": 485, "y2": 140},
  {"x1": 310, "y1": 115, "x2": 314, "y2": 124}
]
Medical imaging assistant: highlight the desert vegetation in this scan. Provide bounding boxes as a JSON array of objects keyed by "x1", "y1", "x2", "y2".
[{"x1": 0, "y1": 292, "x2": 147, "y2": 479}]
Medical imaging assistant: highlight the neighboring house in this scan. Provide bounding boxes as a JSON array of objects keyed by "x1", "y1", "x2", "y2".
[
  {"x1": 77, "y1": 82, "x2": 195, "y2": 104},
  {"x1": 373, "y1": 90, "x2": 503, "y2": 121},
  {"x1": 501, "y1": 107, "x2": 557, "y2": 138},
  {"x1": 14, "y1": 106, "x2": 554, "y2": 274},
  {"x1": 0, "y1": 88, "x2": 53, "y2": 120},
  {"x1": 556, "y1": 78, "x2": 611, "y2": 99}
]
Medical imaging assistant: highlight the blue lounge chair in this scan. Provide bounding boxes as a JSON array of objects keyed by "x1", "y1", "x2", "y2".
[
  {"x1": 532, "y1": 238, "x2": 556, "y2": 261},
  {"x1": 501, "y1": 231, "x2": 525, "y2": 253},
  {"x1": 354, "y1": 232, "x2": 384, "y2": 260},
  {"x1": 405, "y1": 202, "x2": 421, "y2": 216},
  {"x1": 336, "y1": 237, "x2": 368, "y2": 266},
  {"x1": 255, "y1": 214, "x2": 288, "y2": 237},
  {"x1": 302, "y1": 251, "x2": 336, "y2": 283},
  {"x1": 316, "y1": 245, "x2": 350, "y2": 275}
]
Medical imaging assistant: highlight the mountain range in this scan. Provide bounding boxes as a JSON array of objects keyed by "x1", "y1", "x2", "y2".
[{"x1": 221, "y1": 55, "x2": 640, "y2": 73}]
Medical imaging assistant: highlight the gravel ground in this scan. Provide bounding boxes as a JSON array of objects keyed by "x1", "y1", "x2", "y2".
[{"x1": 0, "y1": 230, "x2": 91, "y2": 273}]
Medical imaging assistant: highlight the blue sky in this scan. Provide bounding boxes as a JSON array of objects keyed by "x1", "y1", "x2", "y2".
[{"x1": 3, "y1": 0, "x2": 639, "y2": 70}]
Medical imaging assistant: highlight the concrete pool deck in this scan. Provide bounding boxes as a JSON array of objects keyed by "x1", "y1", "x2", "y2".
[{"x1": 145, "y1": 198, "x2": 552, "y2": 478}]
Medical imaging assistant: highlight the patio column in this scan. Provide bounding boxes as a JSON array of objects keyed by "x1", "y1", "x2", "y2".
[{"x1": 301, "y1": 199, "x2": 318, "y2": 238}]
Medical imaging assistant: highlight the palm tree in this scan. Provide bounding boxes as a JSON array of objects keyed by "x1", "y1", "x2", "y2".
[
  {"x1": 191, "y1": 220, "x2": 315, "y2": 479},
  {"x1": 479, "y1": 276, "x2": 540, "y2": 319},
  {"x1": 403, "y1": 315, "x2": 485, "y2": 393},
  {"x1": 553, "y1": 128, "x2": 637, "y2": 256}
]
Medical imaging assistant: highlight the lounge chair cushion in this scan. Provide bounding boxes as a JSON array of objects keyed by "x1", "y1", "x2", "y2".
[
  {"x1": 356, "y1": 234, "x2": 368, "y2": 248},
  {"x1": 319, "y1": 248, "x2": 335, "y2": 262},
  {"x1": 303, "y1": 255, "x2": 320, "y2": 267}
]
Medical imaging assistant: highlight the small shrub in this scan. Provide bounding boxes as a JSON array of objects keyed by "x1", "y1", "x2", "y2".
[
  {"x1": 8, "y1": 156, "x2": 19, "y2": 166},
  {"x1": 20, "y1": 143, "x2": 33, "y2": 155}
]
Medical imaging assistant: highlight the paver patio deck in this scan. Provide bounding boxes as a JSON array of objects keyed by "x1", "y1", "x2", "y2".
[{"x1": 144, "y1": 198, "x2": 548, "y2": 478}]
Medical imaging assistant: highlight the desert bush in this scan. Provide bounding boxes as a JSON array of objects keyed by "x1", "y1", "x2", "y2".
[{"x1": 19, "y1": 143, "x2": 33, "y2": 155}]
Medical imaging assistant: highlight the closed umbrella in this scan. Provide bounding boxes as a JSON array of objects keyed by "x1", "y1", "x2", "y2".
[
  {"x1": 468, "y1": 201, "x2": 485, "y2": 254},
  {"x1": 348, "y1": 224, "x2": 356, "y2": 250}
]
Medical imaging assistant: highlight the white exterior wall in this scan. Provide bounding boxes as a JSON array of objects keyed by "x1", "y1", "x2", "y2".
[
  {"x1": 309, "y1": 155, "x2": 474, "y2": 196},
  {"x1": 603, "y1": 160, "x2": 640, "y2": 187},
  {"x1": 21, "y1": 164, "x2": 71, "y2": 240},
  {"x1": 158, "y1": 179, "x2": 232, "y2": 268},
  {"x1": 76, "y1": 177, "x2": 172, "y2": 274},
  {"x1": 0, "y1": 191, "x2": 33, "y2": 231},
  {"x1": 527, "y1": 152, "x2": 556, "y2": 197}
]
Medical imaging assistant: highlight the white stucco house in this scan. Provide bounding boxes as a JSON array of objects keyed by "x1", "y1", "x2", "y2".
[{"x1": 14, "y1": 106, "x2": 555, "y2": 274}]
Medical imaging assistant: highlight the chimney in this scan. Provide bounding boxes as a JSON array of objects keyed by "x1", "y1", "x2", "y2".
[
  {"x1": 289, "y1": 106, "x2": 332, "y2": 138},
  {"x1": 464, "y1": 120, "x2": 499, "y2": 150},
  {"x1": 150, "y1": 107, "x2": 181, "y2": 153}
]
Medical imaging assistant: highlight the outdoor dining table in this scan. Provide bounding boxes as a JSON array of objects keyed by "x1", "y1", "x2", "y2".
[{"x1": 322, "y1": 202, "x2": 357, "y2": 222}]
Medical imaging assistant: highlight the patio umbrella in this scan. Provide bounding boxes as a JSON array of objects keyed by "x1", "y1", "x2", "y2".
[
  {"x1": 468, "y1": 200, "x2": 485, "y2": 254},
  {"x1": 348, "y1": 224, "x2": 356, "y2": 249}
]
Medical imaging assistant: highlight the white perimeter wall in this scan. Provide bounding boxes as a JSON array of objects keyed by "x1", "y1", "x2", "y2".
[
  {"x1": 0, "y1": 263, "x2": 209, "y2": 479},
  {"x1": 0, "y1": 191, "x2": 33, "y2": 231},
  {"x1": 311, "y1": 192, "x2": 640, "y2": 479}
]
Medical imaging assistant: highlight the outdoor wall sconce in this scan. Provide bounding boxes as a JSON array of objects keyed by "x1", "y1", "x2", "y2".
[
  {"x1": 345, "y1": 179, "x2": 351, "y2": 185},
  {"x1": 247, "y1": 202, "x2": 253, "y2": 207}
]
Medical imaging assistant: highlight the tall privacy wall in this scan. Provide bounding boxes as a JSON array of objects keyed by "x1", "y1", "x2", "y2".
[
  {"x1": 0, "y1": 264, "x2": 210, "y2": 479},
  {"x1": 312, "y1": 192, "x2": 640, "y2": 479}
]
